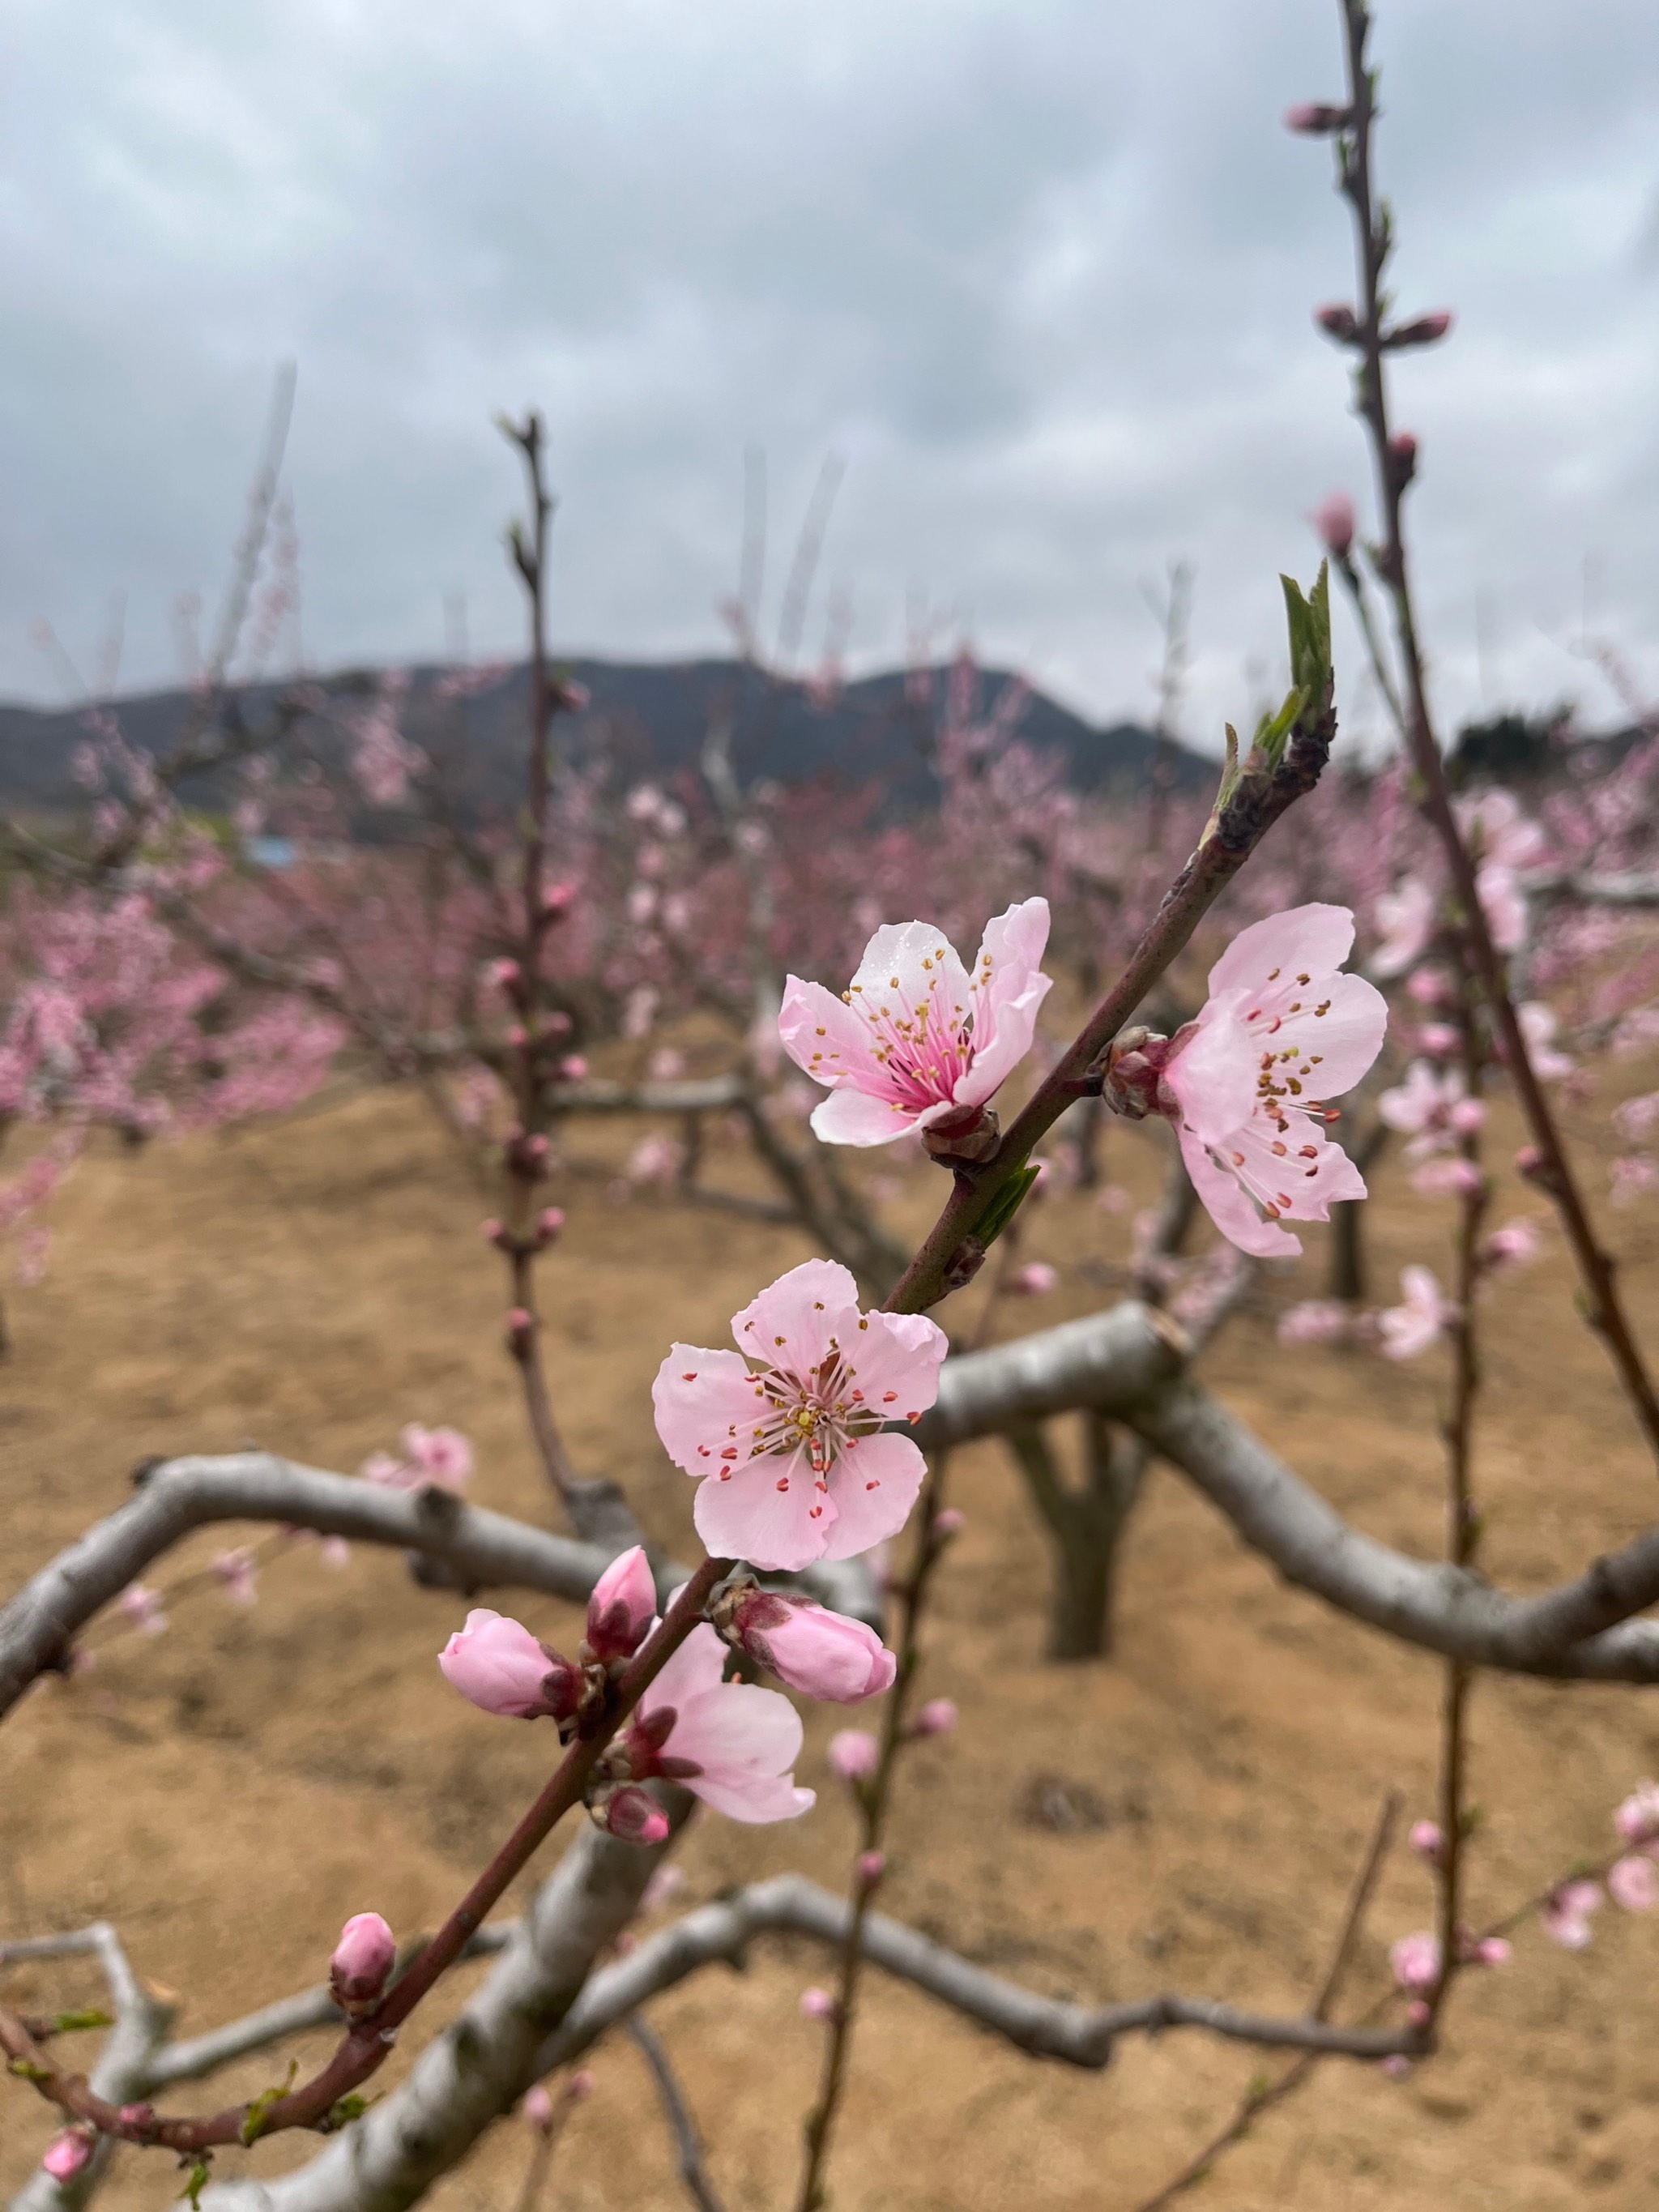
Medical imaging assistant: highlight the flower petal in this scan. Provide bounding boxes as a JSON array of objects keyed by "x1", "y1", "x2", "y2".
[
  {"x1": 819, "y1": 1430, "x2": 928, "y2": 1560},
  {"x1": 1176, "y1": 1122, "x2": 1303, "y2": 1258},
  {"x1": 1206, "y1": 903, "x2": 1357, "y2": 1000},
  {"x1": 840, "y1": 1309, "x2": 949, "y2": 1422},
  {"x1": 810, "y1": 1086, "x2": 928, "y2": 1145},
  {"x1": 778, "y1": 976, "x2": 883, "y2": 1093},
  {"x1": 692, "y1": 1447, "x2": 834, "y2": 1570},
  {"x1": 730, "y1": 1258, "x2": 864, "y2": 1375},
  {"x1": 651, "y1": 1347, "x2": 768, "y2": 1477}
]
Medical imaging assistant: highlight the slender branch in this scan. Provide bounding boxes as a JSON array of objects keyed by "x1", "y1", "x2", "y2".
[
  {"x1": 626, "y1": 2016, "x2": 727, "y2": 2212},
  {"x1": 1331, "y1": 0, "x2": 1659, "y2": 1462},
  {"x1": 1127, "y1": 1791, "x2": 1400, "y2": 2212},
  {"x1": 0, "y1": 1564, "x2": 727, "y2": 2152}
]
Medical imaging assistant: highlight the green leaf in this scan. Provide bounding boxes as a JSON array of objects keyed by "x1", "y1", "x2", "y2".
[
  {"x1": 49, "y1": 2008, "x2": 113, "y2": 2035},
  {"x1": 976, "y1": 1162, "x2": 1041, "y2": 1252},
  {"x1": 239, "y1": 2060, "x2": 298, "y2": 2146},
  {"x1": 180, "y1": 2161, "x2": 212, "y2": 2210}
]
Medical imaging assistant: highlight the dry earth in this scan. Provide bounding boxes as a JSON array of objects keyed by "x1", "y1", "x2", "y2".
[{"x1": 3, "y1": 1074, "x2": 1659, "y2": 2210}]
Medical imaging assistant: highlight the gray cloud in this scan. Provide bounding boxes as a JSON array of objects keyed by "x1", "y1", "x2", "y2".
[{"x1": 5, "y1": 0, "x2": 1659, "y2": 753}]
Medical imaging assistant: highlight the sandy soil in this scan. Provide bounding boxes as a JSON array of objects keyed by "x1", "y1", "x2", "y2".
[{"x1": 3, "y1": 1078, "x2": 1659, "y2": 2211}]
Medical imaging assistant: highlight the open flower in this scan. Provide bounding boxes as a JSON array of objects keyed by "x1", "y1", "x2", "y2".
[
  {"x1": 778, "y1": 898, "x2": 1051, "y2": 1146},
  {"x1": 627, "y1": 1621, "x2": 814, "y2": 1824},
  {"x1": 401, "y1": 1424, "x2": 474, "y2": 1491},
  {"x1": 1542, "y1": 1879, "x2": 1602, "y2": 1949},
  {"x1": 1379, "y1": 1265, "x2": 1455, "y2": 1360},
  {"x1": 653, "y1": 1258, "x2": 947, "y2": 1570},
  {"x1": 1157, "y1": 904, "x2": 1388, "y2": 1258}
]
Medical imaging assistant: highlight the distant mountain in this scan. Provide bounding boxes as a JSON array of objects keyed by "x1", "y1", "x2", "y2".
[{"x1": 0, "y1": 656, "x2": 1209, "y2": 816}]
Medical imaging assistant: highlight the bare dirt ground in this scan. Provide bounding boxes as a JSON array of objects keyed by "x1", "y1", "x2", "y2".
[{"x1": 4, "y1": 1078, "x2": 1659, "y2": 2210}]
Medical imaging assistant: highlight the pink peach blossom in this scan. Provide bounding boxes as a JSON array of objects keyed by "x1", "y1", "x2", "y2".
[
  {"x1": 725, "y1": 1589, "x2": 896, "y2": 1703},
  {"x1": 438, "y1": 1609, "x2": 578, "y2": 1721},
  {"x1": 1483, "y1": 1219, "x2": 1542, "y2": 1273},
  {"x1": 214, "y1": 1548, "x2": 258, "y2": 1606},
  {"x1": 1007, "y1": 1261, "x2": 1059, "y2": 1296},
  {"x1": 1410, "y1": 1157, "x2": 1483, "y2": 1200},
  {"x1": 1379, "y1": 1266, "x2": 1455, "y2": 1360},
  {"x1": 652, "y1": 1258, "x2": 947, "y2": 1570},
  {"x1": 1390, "y1": 1931, "x2": 1439, "y2": 1993},
  {"x1": 1276, "y1": 1300, "x2": 1349, "y2": 1347},
  {"x1": 522, "y1": 2084, "x2": 555, "y2": 2133},
  {"x1": 829, "y1": 1728, "x2": 880, "y2": 1783},
  {"x1": 586, "y1": 1545, "x2": 657, "y2": 1664},
  {"x1": 778, "y1": 898, "x2": 1051, "y2": 1145},
  {"x1": 800, "y1": 1986, "x2": 838, "y2": 2018},
  {"x1": 1516, "y1": 1001, "x2": 1574, "y2": 1083},
  {"x1": 1159, "y1": 905, "x2": 1388, "y2": 1258},
  {"x1": 1307, "y1": 490, "x2": 1356, "y2": 557},
  {"x1": 1614, "y1": 1780, "x2": 1659, "y2": 1847},
  {"x1": 1372, "y1": 878, "x2": 1436, "y2": 978},
  {"x1": 1609, "y1": 1855, "x2": 1658, "y2": 1912},
  {"x1": 1541, "y1": 1879, "x2": 1602, "y2": 1949},
  {"x1": 629, "y1": 1621, "x2": 814, "y2": 1825},
  {"x1": 1409, "y1": 1819, "x2": 1444, "y2": 1863},
  {"x1": 120, "y1": 1582, "x2": 168, "y2": 1636},
  {"x1": 400, "y1": 1424, "x2": 474, "y2": 1491},
  {"x1": 599, "y1": 1785, "x2": 672, "y2": 1844},
  {"x1": 915, "y1": 1697, "x2": 957, "y2": 1738}
]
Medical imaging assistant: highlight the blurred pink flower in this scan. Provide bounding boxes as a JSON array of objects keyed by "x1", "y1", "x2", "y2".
[
  {"x1": 800, "y1": 1986, "x2": 838, "y2": 2018},
  {"x1": 1609, "y1": 1855, "x2": 1658, "y2": 1913},
  {"x1": 214, "y1": 1548, "x2": 258, "y2": 1606},
  {"x1": 1307, "y1": 490, "x2": 1356, "y2": 557},
  {"x1": 1516, "y1": 1002, "x2": 1574, "y2": 1083},
  {"x1": 652, "y1": 1258, "x2": 946, "y2": 1570},
  {"x1": 1372, "y1": 878, "x2": 1436, "y2": 979},
  {"x1": 1390, "y1": 1931, "x2": 1439, "y2": 1993},
  {"x1": 1276, "y1": 1300, "x2": 1350, "y2": 1347},
  {"x1": 828, "y1": 1729, "x2": 880, "y2": 1783},
  {"x1": 778, "y1": 899, "x2": 1051, "y2": 1146},
  {"x1": 401, "y1": 1424, "x2": 474, "y2": 1492},
  {"x1": 1542, "y1": 1879, "x2": 1602, "y2": 1949},
  {"x1": 1483, "y1": 1219, "x2": 1542, "y2": 1273},
  {"x1": 1409, "y1": 1819, "x2": 1444, "y2": 1863},
  {"x1": 1007, "y1": 1261, "x2": 1059, "y2": 1296},
  {"x1": 41, "y1": 2133, "x2": 93, "y2": 2181},
  {"x1": 1379, "y1": 1266, "x2": 1455, "y2": 1360},
  {"x1": 1614, "y1": 1780, "x2": 1659, "y2": 1847},
  {"x1": 120, "y1": 1582, "x2": 168, "y2": 1637},
  {"x1": 915, "y1": 1697, "x2": 957, "y2": 1739},
  {"x1": 1410, "y1": 1157, "x2": 1483, "y2": 1200}
]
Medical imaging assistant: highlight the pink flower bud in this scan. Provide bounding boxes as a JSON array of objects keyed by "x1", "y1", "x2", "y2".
[
  {"x1": 1408, "y1": 1819, "x2": 1444, "y2": 1863},
  {"x1": 1315, "y1": 302, "x2": 1360, "y2": 343},
  {"x1": 1614, "y1": 1781, "x2": 1659, "y2": 1846},
  {"x1": 586, "y1": 1545, "x2": 656, "y2": 1664},
  {"x1": 1405, "y1": 1999, "x2": 1431, "y2": 2029},
  {"x1": 480, "y1": 1216, "x2": 505, "y2": 1244},
  {"x1": 1610, "y1": 1854, "x2": 1658, "y2": 1912},
  {"x1": 1387, "y1": 311, "x2": 1453, "y2": 348},
  {"x1": 41, "y1": 2133, "x2": 93, "y2": 2182},
  {"x1": 522, "y1": 2084, "x2": 555, "y2": 2133},
  {"x1": 1008, "y1": 1261, "x2": 1059, "y2": 1296},
  {"x1": 1416, "y1": 1023, "x2": 1459, "y2": 1059},
  {"x1": 331, "y1": 1911, "x2": 396, "y2": 2006},
  {"x1": 1308, "y1": 491, "x2": 1356, "y2": 558},
  {"x1": 914, "y1": 1697, "x2": 957, "y2": 1739},
  {"x1": 544, "y1": 881, "x2": 578, "y2": 916},
  {"x1": 1448, "y1": 1098, "x2": 1486, "y2": 1135},
  {"x1": 569, "y1": 2068, "x2": 595, "y2": 2098},
  {"x1": 559, "y1": 1055, "x2": 589, "y2": 1083},
  {"x1": 1390, "y1": 1930, "x2": 1440, "y2": 1993},
  {"x1": 800, "y1": 1986, "x2": 838, "y2": 2019},
  {"x1": 1389, "y1": 430, "x2": 1419, "y2": 485},
  {"x1": 556, "y1": 680, "x2": 591, "y2": 712},
  {"x1": 1515, "y1": 1144, "x2": 1545, "y2": 1179},
  {"x1": 601, "y1": 1785, "x2": 671, "y2": 1845},
  {"x1": 488, "y1": 958, "x2": 522, "y2": 993},
  {"x1": 507, "y1": 1023, "x2": 529, "y2": 1048},
  {"x1": 727, "y1": 1591, "x2": 895, "y2": 1704},
  {"x1": 1283, "y1": 100, "x2": 1350, "y2": 135},
  {"x1": 828, "y1": 1729, "x2": 879, "y2": 1783},
  {"x1": 1380, "y1": 2054, "x2": 1413, "y2": 2082},
  {"x1": 117, "y1": 2103, "x2": 155, "y2": 2129},
  {"x1": 538, "y1": 1206, "x2": 565, "y2": 1243},
  {"x1": 439, "y1": 1610, "x2": 578, "y2": 1720},
  {"x1": 932, "y1": 1507, "x2": 966, "y2": 1541},
  {"x1": 857, "y1": 1851, "x2": 885, "y2": 1888}
]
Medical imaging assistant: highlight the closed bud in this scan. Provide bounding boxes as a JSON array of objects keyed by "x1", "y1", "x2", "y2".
[
  {"x1": 1283, "y1": 100, "x2": 1352, "y2": 135},
  {"x1": 913, "y1": 1697, "x2": 957, "y2": 1740},
  {"x1": 537, "y1": 1206, "x2": 565, "y2": 1247},
  {"x1": 585, "y1": 1545, "x2": 657, "y2": 1664},
  {"x1": 719, "y1": 1585, "x2": 896, "y2": 1704},
  {"x1": 1384, "y1": 311, "x2": 1453, "y2": 349},
  {"x1": 1388, "y1": 430, "x2": 1419, "y2": 487},
  {"x1": 558, "y1": 1054, "x2": 589, "y2": 1083},
  {"x1": 828, "y1": 1729, "x2": 879, "y2": 1783},
  {"x1": 1409, "y1": 1818, "x2": 1445, "y2": 1864},
  {"x1": 331, "y1": 1911, "x2": 397, "y2": 2009},
  {"x1": 599, "y1": 1784, "x2": 671, "y2": 1845},
  {"x1": 1308, "y1": 491, "x2": 1356, "y2": 559},
  {"x1": 522, "y1": 2084, "x2": 555, "y2": 2133},
  {"x1": 439, "y1": 1609, "x2": 580, "y2": 1721},
  {"x1": 41, "y1": 2133, "x2": 94, "y2": 2181},
  {"x1": 1315, "y1": 302, "x2": 1361, "y2": 344},
  {"x1": 1101, "y1": 1026, "x2": 1177, "y2": 1121},
  {"x1": 932, "y1": 1507, "x2": 966, "y2": 1542},
  {"x1": 857, "y1": 1850, "x2": 885, "y2": 1889},
  {"x1": 569, "y1": 2067, "x2": 595, "y2": 2099}
]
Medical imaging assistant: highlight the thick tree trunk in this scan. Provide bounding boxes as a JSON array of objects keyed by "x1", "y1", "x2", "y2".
[{"x1": 1006, "y1": 1411, "x2": 1149, "y2": 1661}]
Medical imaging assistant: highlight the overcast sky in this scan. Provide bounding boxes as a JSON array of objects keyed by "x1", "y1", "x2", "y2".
[{"x1": 6, "y1": 0, "x2": 1659, "y2": 752}]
